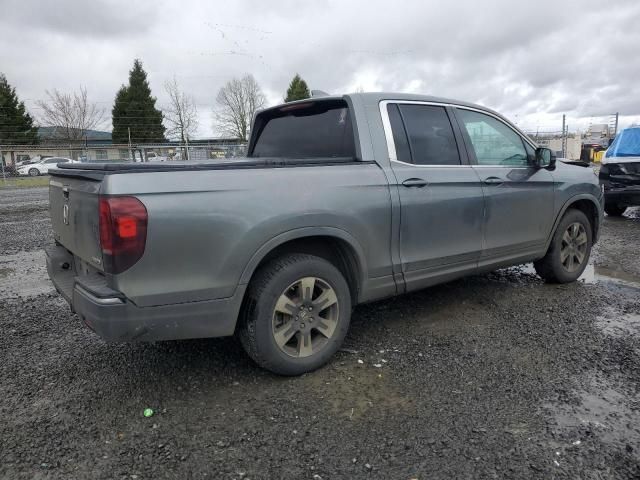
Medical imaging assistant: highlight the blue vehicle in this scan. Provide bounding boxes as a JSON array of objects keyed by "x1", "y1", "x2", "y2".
[{"x1": 600, "y1": 126, "x2": 640, "y2": 216}]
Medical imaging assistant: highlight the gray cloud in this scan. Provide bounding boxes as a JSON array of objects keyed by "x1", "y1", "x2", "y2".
[{"x1": 1, "y1": 0, "x2": 639, "y2": 136}]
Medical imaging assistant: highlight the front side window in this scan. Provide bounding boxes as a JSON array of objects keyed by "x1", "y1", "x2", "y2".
[
  {"x1": 457, "y1": 109, "x2": 529, "y2": 166},
  {"x1": 392, "y1": 104, "x2": 461, "y2": 165}
]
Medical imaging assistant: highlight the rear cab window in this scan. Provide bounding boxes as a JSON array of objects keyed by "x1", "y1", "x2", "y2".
[{"x1": 249, "y1": 99, "x2": 355, "y2": 159}]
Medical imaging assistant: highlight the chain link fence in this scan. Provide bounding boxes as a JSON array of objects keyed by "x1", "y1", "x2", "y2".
[{"x1": 1, "y1": 143, "x2": 247, "y2": 168}]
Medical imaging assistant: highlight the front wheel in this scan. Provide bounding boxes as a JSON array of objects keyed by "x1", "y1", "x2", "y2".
[
  {"x1": 604, "y1": 202, "x2": 627, "y2": 217},
  {"x1": 238, "y1": 253, "x2": 352, "y2": 376},
  {"x1": 534, "y1": 209, "x2": 592, "y2": 283},
  {"x1": 28, "y1": 168, "x2": 39, "y2": 177}
]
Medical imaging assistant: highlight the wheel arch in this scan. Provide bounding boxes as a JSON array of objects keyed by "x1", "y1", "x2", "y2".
[
  {"x1": 546, "y1": 195, "x2": 602, "y2": 250},
  {"x1": 238, "y1": 227, "x2": 367, "y2": 306}
]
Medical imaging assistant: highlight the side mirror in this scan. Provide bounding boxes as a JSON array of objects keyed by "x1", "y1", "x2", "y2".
[{"x1": 535, "y1": 147, "x2": 556, "y2": 169}]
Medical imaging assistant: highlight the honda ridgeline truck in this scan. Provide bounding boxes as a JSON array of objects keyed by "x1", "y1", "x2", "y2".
[{"x1": 47, "y1": 93, "x2": 603, "y2": 375}]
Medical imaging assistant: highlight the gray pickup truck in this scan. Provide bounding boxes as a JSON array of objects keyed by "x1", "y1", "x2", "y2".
[{"x1": 47, "y1": 93, "x2": 603, "y2": 375}]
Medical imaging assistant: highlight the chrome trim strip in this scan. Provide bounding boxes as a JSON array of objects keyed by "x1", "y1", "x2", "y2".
[
  {"x1": 75, "y1": 285, "x2": 125, "y2": 305},
  {"x1": 379, "y1": 100, "x2": 398, "y2": 162},
  {"x1": 390, "y1": 160, "x2": 470, "y2": 168}
]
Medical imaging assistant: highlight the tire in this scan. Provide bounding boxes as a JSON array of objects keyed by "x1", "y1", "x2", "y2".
[
  {"x1": 28, "y1": 168, "x2": 39, "y2": 177},
  {"x1": 534, "y1": 209, "x2": 592, "y2": 283},
  {"x1": 604, "y1": 202, "x2": 627, "y2": 217},
  {"x1": 238, "y1": 253, "x2": 352, "y2": 376}
]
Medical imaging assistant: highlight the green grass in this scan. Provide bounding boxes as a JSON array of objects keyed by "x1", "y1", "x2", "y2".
[{"x1": 0, "y1": 175, "x2": 50, "y2": 188}]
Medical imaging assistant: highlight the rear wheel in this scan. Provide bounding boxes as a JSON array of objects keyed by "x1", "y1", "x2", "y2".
[
  {"x1": 534, "y1": 209, "x2": 592, "y2": 283},
  {"x1": 604, "y1": 202, "x2": 627, "y2": 217},
  {"x1": 28, "y1": 168, "x2": 39, "y2": 177},
  {"x1": 238, "y1": 253, "x2": 352, "y2": 375}
]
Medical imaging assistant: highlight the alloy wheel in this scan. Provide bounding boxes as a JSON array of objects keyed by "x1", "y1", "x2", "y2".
[
  {"x1": 560, "y1": 222, "x2": 588, "y2": 273},
  {"x1": 271, "y1": 276, "x2": 339, "y2": 358}
]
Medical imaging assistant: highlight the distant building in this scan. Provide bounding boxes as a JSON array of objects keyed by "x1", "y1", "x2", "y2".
[{"x1": 37, "y1": 127, "x2": 113, "y2": 146}]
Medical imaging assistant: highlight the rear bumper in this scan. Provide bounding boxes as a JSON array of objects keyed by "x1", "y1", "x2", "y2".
[{"x1": 46, "y1": 244, "x2": 245, "y2": 342}]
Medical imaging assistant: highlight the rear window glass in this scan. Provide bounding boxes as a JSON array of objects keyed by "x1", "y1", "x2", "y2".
[
  {"x1": 251, "y1": 101, "x2": 355, "y2": 159},
  {"x1": 398, "y1": 104, "x2": 461, "y2": 165}
]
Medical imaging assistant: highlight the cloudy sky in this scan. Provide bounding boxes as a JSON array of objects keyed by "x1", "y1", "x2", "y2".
[{"x1": 1, "y1": 0, "x2": 639, "y2": 138}]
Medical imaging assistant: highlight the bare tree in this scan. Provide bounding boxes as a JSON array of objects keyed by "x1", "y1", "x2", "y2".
[
  {"x1": 164, "y1": 77, "x2": 199, "y2": 144},
  {"x1": 36, "y1": 87, "x2": 104, "y2": 140},
  {"x1": 214, "y1": 74, "x2": 266, "y2": 141}
]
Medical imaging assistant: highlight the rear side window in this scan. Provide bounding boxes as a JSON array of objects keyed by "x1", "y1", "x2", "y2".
[
  {"x1": 388, "y1": 104, "x2": 461, "y2": 165},
  {"x1": 251, "y1": 101, "x2": 355, "y2": 159}
]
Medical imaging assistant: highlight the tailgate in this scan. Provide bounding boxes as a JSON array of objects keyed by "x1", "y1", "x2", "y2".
[{"x1": 49, "y1": 173, "x2": 104, "y2": 271}]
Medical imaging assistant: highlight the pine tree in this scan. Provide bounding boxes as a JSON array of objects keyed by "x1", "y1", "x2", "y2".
[
  {"x1": 0, "y1": 73, "x2": 38, "y2": 145},
  {"x1": 112, "y1": 59, "x2": 165, "y2": 143},
  {"x1": 284, "y1": 74, "x2": 310, "y2": 102}
]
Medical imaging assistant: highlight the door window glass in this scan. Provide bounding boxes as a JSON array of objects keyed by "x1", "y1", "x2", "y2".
[
  {"x1": 398, "y1": 105, "x2": 461, "y2": 165},
  {"x1": 458, "y1": 109, "x2": 529, "y2": 166}
]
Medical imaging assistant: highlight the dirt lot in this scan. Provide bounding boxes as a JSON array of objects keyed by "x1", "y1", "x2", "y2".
[{"x1": 1, "y1": 186, "x2": 639, "y2": 479}]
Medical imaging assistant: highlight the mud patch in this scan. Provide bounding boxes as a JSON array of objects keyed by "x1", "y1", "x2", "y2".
[
  {"x1": 300, "y1": 361, "x2": 414, "y2": 420},
  {"x1": 0, "y1": 249, "x2": 53, "y2": 298}
]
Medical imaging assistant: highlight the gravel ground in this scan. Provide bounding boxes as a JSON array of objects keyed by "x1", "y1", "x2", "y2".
[{"x1": 1, "y1": 186, "x2": 639, "y2": 479}]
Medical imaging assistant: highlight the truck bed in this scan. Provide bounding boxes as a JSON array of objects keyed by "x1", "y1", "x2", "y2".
[{"x1": 50, "y1": 157, "x2": 362, "y2": 179}]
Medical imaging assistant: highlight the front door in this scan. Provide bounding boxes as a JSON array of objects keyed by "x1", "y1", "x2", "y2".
[
  {"x1": 384, "y1": 102, "x2": 485, "y2": 292},
  {"x1": 454, "y1": 108, "x2": 555, "y2": 266}
]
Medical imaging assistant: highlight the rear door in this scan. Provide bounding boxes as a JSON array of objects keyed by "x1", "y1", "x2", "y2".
[
  {"x1": 382, "y1": 101, "x2": 485, "y2": 291},
  {"x1": 453, "y1": 107, "x2": 555, "y2": 266}
]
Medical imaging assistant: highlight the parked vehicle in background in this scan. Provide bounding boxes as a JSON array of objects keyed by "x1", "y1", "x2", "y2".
[
  {"x1": 599, "y1": 125, "x2": 640, "y2": 216},
  {"x1": 17, "y1": 157, "x2": 77, "y2": 176},
  {"x1": 146, "y1": 151, "x2": 169, "y2": 162},
  {"x1": 46, "y1": 92, "x2": 603, "y2": 375}
]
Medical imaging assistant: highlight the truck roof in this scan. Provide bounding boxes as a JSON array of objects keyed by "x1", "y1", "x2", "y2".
[{"x1": 261, "y1": 92, "x2": 511, "y2": 125}]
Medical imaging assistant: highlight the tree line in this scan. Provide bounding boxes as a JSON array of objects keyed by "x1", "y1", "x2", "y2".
[{"x1": 0, "y1": 60, "x2": 312, "y2": 146}]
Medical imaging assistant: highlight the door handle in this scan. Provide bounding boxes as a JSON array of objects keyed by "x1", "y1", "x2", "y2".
[
  {"x1": 483, "y1": 176, "x2": 504, "y2": 185},
  {"x1": 402, "y1": 178, "x2": 428, "y2": 188}
]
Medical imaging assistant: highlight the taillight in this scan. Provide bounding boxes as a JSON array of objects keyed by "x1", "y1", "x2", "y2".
[{"x1": 98, "y1": 196, "x2": 147, "y2": 274}]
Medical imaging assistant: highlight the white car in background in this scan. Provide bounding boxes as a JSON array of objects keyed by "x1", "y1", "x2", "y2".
[{"x1": 17, "y1": 157, "x2": 78, "y2": 176}]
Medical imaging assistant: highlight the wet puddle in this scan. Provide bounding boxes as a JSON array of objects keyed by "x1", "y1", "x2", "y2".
[
  {"x1": 0, "y1": 250, "x2": 54, "y2": 298},
  {"x1": 546, "y1": 376, "x2": 640, "y2": 454},
  {"x1": 597, "y1": 309, "x2": 640, "y2": 339},
  {"x1": 514, "y1": 263, "x2": 640, "y2": 288}
]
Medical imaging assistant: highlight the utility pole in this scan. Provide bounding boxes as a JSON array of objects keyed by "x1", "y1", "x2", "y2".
[
  {"x1": 128, "y1": 127, "x2": 133, "y2": 163},
  {"x1": 614, "y1": 112, "x2": 619, "y2": 136},
  {"x1": 561, "y1": 114, "x2": 567, "y2": 158},
  {"x1": 1, "y1": 150, "x2": 6, "y2": 185}
]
